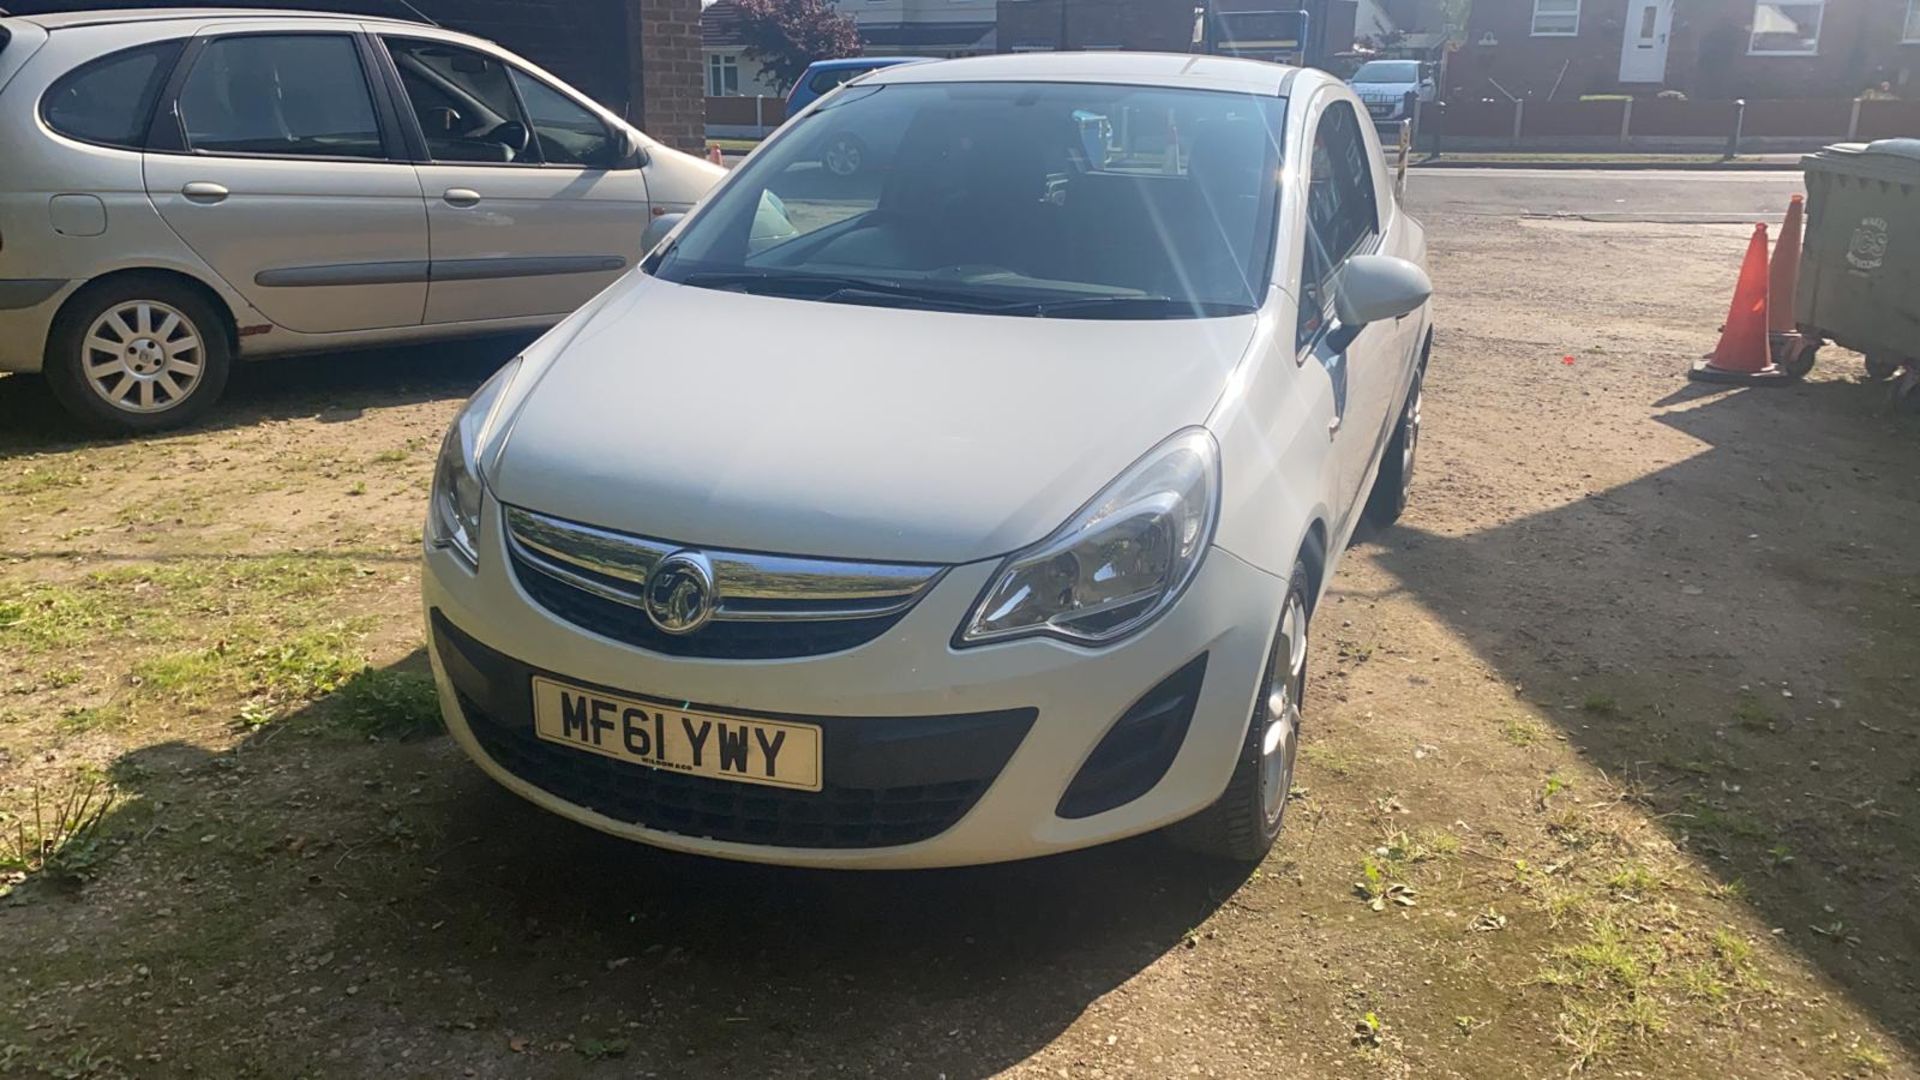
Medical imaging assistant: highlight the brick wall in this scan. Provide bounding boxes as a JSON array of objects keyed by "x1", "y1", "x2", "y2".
[{"x1": 630, "y1": 0, "x2": 708, "y2": 153}]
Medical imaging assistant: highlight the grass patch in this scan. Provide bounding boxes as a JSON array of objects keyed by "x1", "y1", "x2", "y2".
[
  {"x1": 328, "y1": 668, "x2": 442, "y2": 740},
  {"x1": 370, "y1": 449, "x2": 409, "y2": 464},
  {"x1": 1377, "y1": 826, "x2": 1460, "y2": 865},
  {"x1": 1538, "y1": 920, "x2": 1668, "y2": 1067},
  {"x1": 1301, "y1": 743, "x2": 1360, "y2": 778},
  {"x1": 1581, "y1": 693, "x2": 1618, "y2": 715},
  {"x1": 1605, "y1": 862, "x2": 1661, "y2": 897},
  {"x1": 1733, "y1": 694, "x2": 1778, "y2": 731},
  {"x1": 3, "y1": 461, "x2": 89, "y2": 496}
]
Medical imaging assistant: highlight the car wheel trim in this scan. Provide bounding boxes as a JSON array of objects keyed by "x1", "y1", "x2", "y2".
[
  {"x1": 1401, "y1": 377, "x2": 1422, "y2": 493},
  {"x1": 1258, "y1": 592, "x2": 1307, "y2": 826},
  {"x1": 81, "y1": 300, "x2": 204, "y2": 414},
  {"x1": 825, "y1": 137, "x2": 862, "y2": 176}
]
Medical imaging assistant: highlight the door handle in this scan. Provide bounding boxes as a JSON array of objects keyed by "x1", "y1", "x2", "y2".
[
  {"x1": 443, "y1": 188, "x2": 481, "y2": 208},
  {"x1": 181, "y1": 182, "x2": 228, "y2": 203}
]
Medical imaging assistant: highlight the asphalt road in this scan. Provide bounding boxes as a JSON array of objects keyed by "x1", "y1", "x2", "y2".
[{"x1": 1403, "y1": 167, "x2": 1806, "y2": 220}]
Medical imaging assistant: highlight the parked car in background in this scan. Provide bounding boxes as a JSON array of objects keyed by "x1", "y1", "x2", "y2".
[
  {"x1": 786, "y1": 56, "x2": 931, "y2": 175},
  {"x1": 1347, "y1": 58, "x2": 1434, "y2": 122},
  {"x1": 424, "y1": 53, "x2": 1434, "y2": 869},
  {"x1": 0, "y1": 7, "x2": 723, "y2": 432}
]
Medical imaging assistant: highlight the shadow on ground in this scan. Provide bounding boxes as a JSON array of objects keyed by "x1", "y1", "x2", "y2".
[
  {"x1": 0, "y1": 334, "x2": 529, "y2": 456},
  {"x1": 1371, "y1": 375, "x2": 1920, "y2": 1052},
  {"x1": 5, "y1": 646, "x2": 1247, "y2": 1077}
]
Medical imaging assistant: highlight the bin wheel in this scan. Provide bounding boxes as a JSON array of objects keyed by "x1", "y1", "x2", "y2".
[
  {"x1": 1864, "y1": 354, "x2": 1901, "y2": 381},
  {"x1": 1779, "y1": 338, "x2": 1819, "y2": 380}
]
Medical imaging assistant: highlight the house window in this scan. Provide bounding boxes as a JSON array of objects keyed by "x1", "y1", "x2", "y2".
[
  {"x1": 1530, "y1": 0, "x2": 1579, "y2": 36},
  {"x1": 1748, "y1": 0, "x2": 1822, "y2": 54},
  {"x1": 1905, "y1": 0, "x2": 1919, "y2": 43},
  {"x1": 707, "y1": 52, "x2": 740, "y2": 96}
]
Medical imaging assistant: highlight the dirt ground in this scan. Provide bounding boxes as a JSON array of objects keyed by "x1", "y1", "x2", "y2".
[{"x1": 2, "y1": 201, "x2": 1917, "y2": 1079}]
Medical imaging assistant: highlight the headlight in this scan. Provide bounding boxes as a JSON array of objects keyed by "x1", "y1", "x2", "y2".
[
  {"x1": 429, "y1": 358, "x2": 521, "y2": 568},
  {"x1": 959, "y1": 428, "x2": 1219, "y2": 646}
]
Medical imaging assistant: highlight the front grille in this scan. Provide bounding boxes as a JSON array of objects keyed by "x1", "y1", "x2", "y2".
[
  {"x1": 512, "y1": 549, "x2": 909, "y2": 659},
  {"x1": 433, "y1": 613, "x2": 1035, "y2": 849},
  {"x1": 502, "y1": 505, "x2": 945, "y2": 660}
]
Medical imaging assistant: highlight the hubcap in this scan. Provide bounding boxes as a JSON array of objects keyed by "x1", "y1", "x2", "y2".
[
  {"x1": 825, "y1": 138, "x2": 862, "y2": 176},
  {"x1": 1401, "y1": 379, "x2": 1422, "y2": 489},
  {"x1": 1259, "y1": 594, "x2": 1308, "y2": 825},
  {"x1": 81, "y1": 300, "x2": 205, "y2": 414}
]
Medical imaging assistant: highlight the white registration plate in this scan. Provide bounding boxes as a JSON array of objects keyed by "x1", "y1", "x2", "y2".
[{"x1": 531, "y1": 677, "x2": 823, "y2": 792}]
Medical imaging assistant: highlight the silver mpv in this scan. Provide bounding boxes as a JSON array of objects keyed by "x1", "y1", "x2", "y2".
[{"x1": 0, "y1": 7, "x2": 721, "y2": 432}]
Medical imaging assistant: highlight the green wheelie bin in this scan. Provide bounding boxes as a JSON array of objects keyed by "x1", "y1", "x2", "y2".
[{"x1": 1793, "y1": 139, "x2": 1920, "y2": 387}]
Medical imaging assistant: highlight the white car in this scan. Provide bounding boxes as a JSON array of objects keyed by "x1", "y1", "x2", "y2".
[
  {"x1": 422, "y1": 52, "x2": 1433, "y2": 868},
  {"x1": 0, "y1": 8, "x2": 722, "y2": 432}
]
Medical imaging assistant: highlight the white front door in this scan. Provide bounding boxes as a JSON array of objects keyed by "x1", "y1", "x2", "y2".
[{"x1": 1618, "y1": 0, "x2": 1674, "y2": 83}]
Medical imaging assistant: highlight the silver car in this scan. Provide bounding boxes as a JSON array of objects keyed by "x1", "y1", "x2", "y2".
[{"x1": 0, "y1": 7, "x2": 723, "y2": 432}]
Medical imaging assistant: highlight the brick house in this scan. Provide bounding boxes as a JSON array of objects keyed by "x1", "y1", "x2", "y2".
[
  {"x1": 839, "y1": 0, "x2": 998, "y2": 56},
  {"x1": 701, "y1": 0, "x2": 787, "y2": 96},
  {"x1": 1450, "y1": 0, "x2": 1920, "y2": 100}
]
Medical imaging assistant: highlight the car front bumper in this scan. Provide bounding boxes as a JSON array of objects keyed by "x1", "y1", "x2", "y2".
[{"x1": 423, "y1": 495, "x2": 1286, "y2": 869}]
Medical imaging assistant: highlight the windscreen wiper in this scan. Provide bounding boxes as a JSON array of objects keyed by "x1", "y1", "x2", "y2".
[
  {"x1": 1011, "y1": 296, "x2": 1259, "y2": 319},
  {"x1": 678, "y1": 271, "x2": 1015, "y2": 312}
]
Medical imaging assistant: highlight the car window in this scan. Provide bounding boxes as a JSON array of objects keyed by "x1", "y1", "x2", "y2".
[
  {"x1": 653, "y1": 81, "x2": 1284, "y2": 320},
  {"x1": 509, "y1": 70, "x2": 617, "y2": 167},
  {"x1": 176, "y1": 35, "x2": 383, "y2": 159},
  {"x1": 1298, "y1": 99, "x2": 1379, "y2": 347},
  {"x1": 808, "y1": 67, "x2": 856, "y2": 94},
  {"x1": 41, "y1": 40, "x2": 184, "y2": 150},
  {"x1": 386, "y1": 38, "x2": 537, "y2": 164}
]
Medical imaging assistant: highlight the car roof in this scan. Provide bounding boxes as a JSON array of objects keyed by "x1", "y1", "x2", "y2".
[
  {"x1": 806, "y1": 56, "x2": 929, "y2": 72},
  {"x1": 7, "y1": 6, "x2": 426, "y2": 32},
  {"x1": 862, "y1": 51, "x2": 1299, "y2": 96}
]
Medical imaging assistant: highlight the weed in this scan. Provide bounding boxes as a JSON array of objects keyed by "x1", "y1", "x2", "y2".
[
  {"x1": 371, "y1": 449, "x2": 409, "y2": 464},
  {"x1": 4, "y1": 461, "x2": 88, "y2": 496},
  {"x1": 0, "y1": 771, "x2": 121, "y2": 894},
  {"x1": 1766, "y1": 844, "x2": 1796, "y2": 870},
  {"x1": 1581, "y1": 693, "x2": 1618, "y2": 715},
  {"x1": 59, "y1": 703, "x2": 126, "y2": 733},
  {"x1": 1844, "y1": 1039, "x2": 1893, "y2": 1073},
  {"x1": 1354, "y1": 857, "x2": 1416, "y2": 911},
  {"x1": 1378, "y1": 827, "x2": 1460, "y2": 864},
  {"x1": 329, "y1": 668, "x2": 442, "y2": 740},
  {"x1": 1499, "y1": 715, "x2": 1547, "y2": 747},
  {"x1": 1733, "y1": 694, "x2": 1778, "y2": 731},
  {"x1": 1605, "y1": 862, "x2": 1660, "y2": 897},
  {"x1": 0, "y1": 583, "x2": 121, "y2": 651},
  {"x1": 1352, "y1": 1011, "x2": 1384, "y2": 1048},
  {"x1": 347, "y1": 481, "x2": 368, "y2": 496},
  {"x1": 1709, "y1": 877, "x2": 1750, "y2": 901}
]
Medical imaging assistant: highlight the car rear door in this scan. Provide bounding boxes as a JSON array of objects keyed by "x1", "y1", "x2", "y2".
[
  {"x1": 1296, "y1": 94, "x2": 1399, "y2": 530},
  {"x1": 142, "y1": 22, "x2": 429, "y2": 333},
  {"x1": 375, "y1": 34, "x2": 648, "y2": 324}
]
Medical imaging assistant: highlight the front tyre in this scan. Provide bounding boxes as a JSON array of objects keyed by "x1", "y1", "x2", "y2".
[
  {"x1": 1364, "y1": 364, "x2": 1423, "y2": 527},
  {"x1": 1173, "y1": 562, "x2": 1311, "y2": 863},
  {"x1": 822, "y1": 132, "x2": 868, "y2": 177},
  {"x1": 44, "y1": 276, "x2": 231, "y2": 435}
]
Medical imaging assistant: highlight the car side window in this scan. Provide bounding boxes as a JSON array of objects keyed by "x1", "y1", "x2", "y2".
[
  {"x1": 509, "y1": 70, "x2": 617, "y2": 168},
  {"x1": 385, "y1": 38, "x2": 538, "y2": 165},
  {"x1": 176, "y1": 34, "x2": 384, "y2": 159},
  {"x1": 41, "y1": 40, "x2": 184, "y2": 150},
  {"x1": 1297, "y1": 99, "x2": 1381, "y2": 349}
]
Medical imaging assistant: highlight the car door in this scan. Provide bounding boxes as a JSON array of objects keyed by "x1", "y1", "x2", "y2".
[
  {"x1": 1295, "y1": 95, "x2": 1396, "y2": 530},
  {"x1": 376, "y1": 35, "x2": 648, "y2": 324},
  {"x1": 143, "y1": 25, "x2": 429, "y2": 333}
]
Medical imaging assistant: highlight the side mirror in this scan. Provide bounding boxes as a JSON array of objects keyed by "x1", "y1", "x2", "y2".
[
  {"x1": 1327, "y1": 255, "x2": 1431, "y2": 349},
  {"x1": 615, "y1": 128, "x2": 648, "y2": 169},
  {"x1": 642, "y1": 211, "x2": 685, "y2": 253}
]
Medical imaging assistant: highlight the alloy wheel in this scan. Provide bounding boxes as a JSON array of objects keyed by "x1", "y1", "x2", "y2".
[
  {"x1": 1259, "y1": 593, "x2": 1308, "y2": 825},
  {"x1": 80, "y1": 300, "x2": 205, "y2": 414},
  {"x1": 1401, "y1": 377, "x2": 1423, "y2": 494},
  {"x1": 824, "y1": 136, "x2": 863, "y2": 176}
]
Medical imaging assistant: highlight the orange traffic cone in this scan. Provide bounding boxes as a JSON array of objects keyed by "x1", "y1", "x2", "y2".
[
  {"x1": 1765, "y1": 194, "x2": 1808, "y2": 372},
  {"x1": 707, "y1": 144, "x2": 725, "y2": 166},
  {"x1": 1691, "y1": 223, "x2": 1794, "y2": 385}
]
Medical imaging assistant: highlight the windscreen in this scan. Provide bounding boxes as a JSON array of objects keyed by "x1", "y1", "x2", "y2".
[
  {"x1": 1353, "y1": 61, "x2": 1419, "y2": 83},
  {"x1": 651, "y1": 80, "x2": 1285, "y2": 320}
]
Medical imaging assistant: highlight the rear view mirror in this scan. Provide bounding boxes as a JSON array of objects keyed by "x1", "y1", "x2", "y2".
[
  {"x1": 642, "y1": 212, "x2": 685, "y2": 253},
  {"x1": 614, "y1": 127, "x2": 647, "y2": 169}
]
